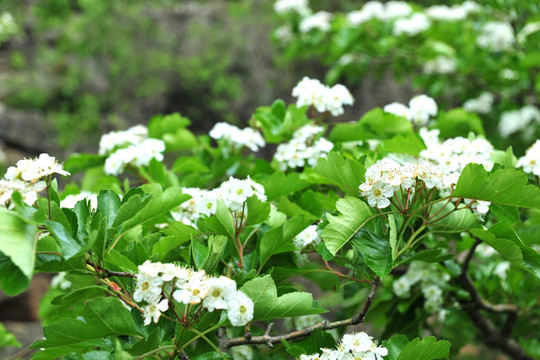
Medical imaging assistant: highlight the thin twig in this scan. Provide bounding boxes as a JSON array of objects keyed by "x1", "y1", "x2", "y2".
[{"x1": 218, "y1": 277, "x2": 380, "y2": 350}]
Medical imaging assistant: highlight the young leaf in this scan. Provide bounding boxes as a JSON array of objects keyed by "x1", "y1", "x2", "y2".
[
  {"x1": 260, "y1": 172, "x2": 308, "y2": 201},
  {"x1": 245, "y1": 196, "x2": 271, "y2": 226},
  {"x1": 383, "y1": 134, "x2": 426, "y2": 156},
  {"x1": 0, "y1": 322, "x2": 21, "y2": 348},
  {"x1": 240, "y1": 275, "x2": 326, "y2": 321},
  {"x1": 452, "y1": 164, "x2": 540, "y2": 209},
  {"x1": 321, "y1": 197, "x2": 373, "y2": 255},
  {"x1": 97, "y1": 189, "x2": 121, "y2": 228},
  {"x1": 351, "y1": 229, "x2": 393, "y2": 278},
  {"x1": 314, "y1": 152, "x2": 365, "y2": 195},
  {"x1": 389, "y1": 215, "x2": 398, "y2": 261},
  {"x1": 396, "y1": 336, "x2": 451, "y2": 360},
  {"x1": 383, "y1": 334, "x2": 409, "y2": 360},
  {"x1": 259, "y1": 215, "x2": 312, "y2": 267}
]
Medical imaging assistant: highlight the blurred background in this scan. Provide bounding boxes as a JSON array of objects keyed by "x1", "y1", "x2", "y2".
[{"x1": 0, "y1": 0, "x2": 411, "y2": 163}]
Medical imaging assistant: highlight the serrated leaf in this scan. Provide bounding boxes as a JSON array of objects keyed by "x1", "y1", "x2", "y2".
[
  {"x1": 452, "y1": 164, "x2": 540, "y2": 209},
  {"x1": 260, "y1": 172, "x2": 308, "y2": 201},
  {"x1": 113, "y1": 185, "x2": 189, "y2": 231},
  {"x1": 259, "y1": 215, "x2": 312, "y2": 267},
  {"x1": 383, "y1": 134, "x2": 426, "y2": 156},
  {"x1": 436, "y1": 109, "x2": 484, "y2": 138},
  {"x1": 283, "y1": 329, "x2": 336, "y2": 357},
  {"x1": 97, "y1": 190, "x2": 121, "y2": 228},
  {"x1": 395, "y1": 249, "x2": 453, "y2": 266},
  {"x1": 314, "y1": 152, "x2": 365, "y2": 195},
  {"x1": 31, "y1": 298, "x2": 139, "y2": 349},
  {"x1": 351, "y1": 229, "x2": 393, "y2": 278},
  {"x1": 470, "y1": 228, "x2": 522, "y2": 264},
  {"x1": 383, "y1": 334, "x2": 409, "y2": 360},
  {"x1": 396, "y1": 336, "x2": 450, "y2": 360},
  {"x1": 489, "y1": 204, "x2": 520, "y2": 224},
  {"x1": 428, "y1": 202, "x2": 479, "y2": 232},
  {"x1": 321, "y1": 197, "x2": 373, "y2": 255},
  {"x1": 240, "y1": 275, "x2": 326, "y2": 321},
  {"x1": 245, "y1": 196, "x2": 270, "y2": 225},
  {"x1": 45, "y1": 220, "x2": 87, "y2": 260}
]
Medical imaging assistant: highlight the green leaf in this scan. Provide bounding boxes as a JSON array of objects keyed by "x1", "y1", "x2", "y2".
[
  {"x1": 396, "y1": 336, "x2": 450, "y2": 360},
  {"x1": 260, "y1": 172, "x2": 308, "y2": 201},
  {"x1": 202, "y1": 235, "x2": 227, "y2": 272},
  {"x1": 31, "y1": 297, "x2": 139, "y2": 348},
  {"x1": 215, "y1": 200, "x2": 236, "y2": 241},
  {"x1": 351, "y1": 229, "x2": 393, "y2": 278},
  {"x1": 428, "y1": 202, "x2": 478, "y2": 231},
  {"x1": 283, "y1": 329, "x2": 336, "y2": 357},
  {"x1": 97, "y1": 190, "x2": 121, "y2": 228},
  {"x1": 330, "y1": 109, "x2": 413, "y2": 142},
  {"x1": 113, "y1": 185, "x2": 189, "y2": 231},
  {"x1": 154, "y1": 222, "x2": 199, "y2": 260},
  {"x1": 245, "y1": 196, "x2": 270, "y2": 226},
  {"x1": 436, "y1": 109, "x2": 484, "y2": 137},
  {"x1": 321, "y1": 197, "x2": 373, "y2": 255},
  {"x1": 172, "y1": 156, "x2": 210, "y2": 173},
  {"x1": 192, "y1": 240, "x2": 209, "y2": 271},
  {"x1": 45, "y1": 220, "x2": 87, "y2": 259},
  {"x1": 148, "y1": 113, "x2": 197, "y2": 151},
  {"x1": 63, "y1": 153, "x2": 106, "y2": 174},
  {"x1": 259, "y1": 215, "x2": 312, "y2": 267},
  {"x1": 0, "y1": 208, "x2": 35, "y2": 295},
  {"x1": 471, "y1": 228, "x2": 522, "y2": 265},
  {"x1": 51, "y1": 286, "x2": 109, "y2": 308},
  {"x1": 314, "y1": 152, "x2": 365, "y2": 195},
  {"x1": 0, "y1": 322, "x2": 21, "y2": 348},
  {"x1": 240, "y1": 275, "x2": 326, "y2": 321},
  {"x1": 489, "y1": 203, "x2": 520, "y2": 224},
  {"x1": 395, "y1": 249, "x2": 453, "y2": 266},
  {"x1": 389, "y1": 215, "x2": 398, "y2": 261},
  {"x1": 491, "y1": 147, "x2": 517, "y2": 168},
  {"x1": 383, "y1": 334, "x2": 409, "y2": 360},
  {"x1": 383, "y1": 133, "x2": 426, "y2": 156},
  {"x1": 452, "y1": 164, "x2": 540, "y2": 209}
]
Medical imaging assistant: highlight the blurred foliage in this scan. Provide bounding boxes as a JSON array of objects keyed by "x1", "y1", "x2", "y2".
[{"x1": 0, "y1": 0, "x2": 284, "y2": 151}]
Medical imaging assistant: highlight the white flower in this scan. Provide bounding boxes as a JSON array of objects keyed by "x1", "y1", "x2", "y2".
[
  {"x1": 477, "y1": 21, "x2": 515, "y2": 51},
  {"x1": 423, "y1": 56, "x2": 457, "y2": 75},
  {"x1": 293, "y1": 225, "x2": 321, "y2": 249},
  {"x1": 273, "y1": 0, "x2": 310, "y2": 15},
  {"x1": 393, "y1": 277, "x2": 411, "y2": 297},
  {"x1": 299, "y1": 11, "x2": 333, "y2": 33},
  {"x1": 517, "y1": 21, "x2": 540, "y2": 44},
  {"x1": 5, "y1": 153, "x2": 70, "y2": 183},
  {"x1": 365, "y1": 181, "x2": 394, "y2": 209},
  {"x1": 346, "y1": 2, "x2": 385, "y2": 26},
  {"x1": 143, "y1": 299, "x2": 169, "y2": 325},
  {"x1": 517, "y1": 140, "x2": 540, "y2": 176},
  {"x1": 499, "y1": 106, "x2": 540, "y2": 138},
  {"x1": 463, "y1": 92, "x2": 495, "y2": 114},
  {"x1": 133, "y1": 273, "x2": 163, "y2": 304},
  {"x1": 0, "y1": 179, "x2": 46, "y2": 207},
  {"x1": 51, "y1": 272, "x2": 72, "y2": 290},
  {"x1": 173, "y1": 276, "x2": 209, "y2": 305},
  {"x1": 409, "y1": 95, "x2": 437, "y2": 126},
  {"x1": 341, "y1": 332, "x2": 373, "y2": 353},
  {"x1": 60, "y1": 192, "x2": 98, "y2": 211},
  {"x1": 203, "y1": 276, "x2": 237, "y2": 312},
  {"x1": 393, "y1": 13, "x2": 430, "y2": 36},
  {"x1": 227, "y1": 291, "x2": 254, "y2": 326},
  {"x1": 384, "y1": 102, "x2": 411, "y2": 120},
  {"x1": 292, "y1": 77, "x2": 353, "y2": 115}
]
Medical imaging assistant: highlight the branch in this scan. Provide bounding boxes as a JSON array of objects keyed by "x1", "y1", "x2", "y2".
[
  {"x1": 460, "y1": 238, "x2": 533, "y2": 360},
  {"x1": 87, "y1": 260, "x2": 136, "y2": 278},
  {"x1": 218, "y1": 277, "x2": 380, "y2": 350}
]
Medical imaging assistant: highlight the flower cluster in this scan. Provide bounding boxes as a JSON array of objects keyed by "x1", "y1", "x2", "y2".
[
  {"x1": 134, "y1": 261, "x2": 254, "y2": 326},
  {"x1": 5, "y1": 153, "x2": 70, "y2": 183},
  {"x1": 299, "y1": 11, "x2": 333, "y2": 33},
  {"x1": 425, "y1": 2, "x2": 481, "y2": 22},
  {"x1": 393, "y1": 13, "x2": 430, "y2": 36},
  {"x1": 422, "y1": 55, "x2": 457, "y2": 75},
  {"x1": 383, "y1": 94, "x2": 438, "y2": 127},
  {"x1": 293, "y1": 225, "x2": 321, "y2": 249},
  {"x1": 1, "y1": 153, "x2": 70, "y2": 207},
  {"x1": 99, "y1": 125, "x2": 166, "y2": 175},
  {"x1": 292, "y1": 77, "x2": 354, "y2": 116},
  {"x1": 274, "y1": 124, "x2": 333, "y2": 170},
  {"x1": 173, "y1": 176, "x2": 267, "y2": 225},
  {"x1": 359, "y1": 159, "x2": 445, "y2": 209},
  {"x1": 209, "y1": 122, "x2": 265, "y2": 152},
  {"x1": 498, "y1": 105, "x2": 540, "y2": 138},
  {"x1": 299, "y1": 331, "x2": 387, "y2": 360},
  {"x1": 477, "y1": 21, "x2": 515, "y2": 52},
  {"x1": 517, "y1": 140, "x2": 540, "y2": 176},
  {"x1": 60, "y1": 192, "x2": 98, "y2": 211},
  {"x1": 273, "y1": 0, "x2": 310, "y2": 15},
  {"x1": 517, "y1": 21, "x2": 540, "y2": 44},
  {"x1": 346, "y1": 1, "x2": 412, "y2": 26},
  {"x1": 393, "y1": 261, "x2": 449, "y2": 313},
  {"x1": 463, "y1": 92, "x2": 495, "y2": 114}
]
